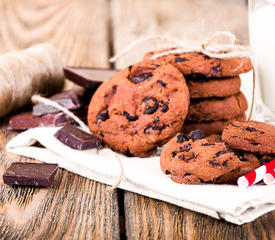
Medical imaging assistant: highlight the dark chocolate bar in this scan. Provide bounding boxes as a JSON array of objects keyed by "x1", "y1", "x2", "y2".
[
  {"x1": 8, "y1": 108, "x2": 87, "y2": 130},
  {"x1": 63, "y1": 66, "x2": 117, "y2": 89},
  {"x1": 3, "y1": 162, "x2": 58, "y2": 187},
  {"x1": 33, "y1": 89, "x2": 91, "y2": 116},
  {"x1": 54, "y1": 123, "x2": 103, "y2": 150}
]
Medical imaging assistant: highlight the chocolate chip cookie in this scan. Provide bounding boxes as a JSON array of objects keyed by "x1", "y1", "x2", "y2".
[
  {"x1": 183, "y1": 114, "x2": 246, "y2": 136},
  {"x1": 160, "y1": 130, "x2": 245, "y2": 184},
  {"x1": 222, "y1": 121, "x2": 275, "y2": 154},
  {"x1": 143, "y1": 49, "x2": 253, "y2": 78},
  {"x1": 216, "y1": 152, "x2": 261, "y2": 184},
  {"x1": 88, "y1": 63, "x2": 190, "y2": 157},
  {"x1": 186, "y1": 75, "x2": 241, "y2": 99},
  {"x1": 186, "y1": 92, "x2": 248, "y2": 123}
]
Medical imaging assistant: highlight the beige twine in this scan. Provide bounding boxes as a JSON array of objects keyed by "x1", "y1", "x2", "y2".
[
  {"x1": 110, "y1": 31, "x2": 255, "y2": 121},
  {"x1": 31, "y1": 95, "x2": 124, "y2": 192},
  {"x1": 0, "y1": 44, "x2": 64, "y2": 118},
  {"x1": 110, "y1": 32, "x2": 252, "y2": 61}
]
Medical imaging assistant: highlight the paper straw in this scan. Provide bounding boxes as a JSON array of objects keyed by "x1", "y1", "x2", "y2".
[
  {"x1": 237, "y1": 159, "x2": 275, "y2": 188},
  {"x1": 263, "y1": 160, "x2": 275, "y2": 185}
]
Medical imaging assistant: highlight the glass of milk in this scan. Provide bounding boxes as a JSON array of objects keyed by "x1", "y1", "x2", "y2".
[{"x1": 249, "y1": 0, "x2": 275, "y2": 119}]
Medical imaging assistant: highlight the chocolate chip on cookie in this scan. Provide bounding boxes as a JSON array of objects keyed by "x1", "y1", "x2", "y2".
[
  {"x1": 222, "y1": 121, "x2": 275, "y2": 154},
  {"x1": 88, "y1": 63, "x2": 190, "y2": 157}
]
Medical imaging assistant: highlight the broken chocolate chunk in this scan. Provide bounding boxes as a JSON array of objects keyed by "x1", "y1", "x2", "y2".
[
  {"x1": 153, "y1": 117, "x2": 160, "y2": 124},
  {"x1": 124, "y1": 112, "x2": 138, "y2": 121},
  {"x1": 185, "y1": 156, "x2": 195, "y2": 163},
  {"x1": 160, "y1": 103, "x2": 169, "y2": 113},
  {"x1": 3, "y1": 162, "x2": 58, "y2": 187},
  {"x1": 201, "y1": 143, "x2": 215, "y2": 146},
  {"x1": 157, "y1": 79, "x2": 167, "y2": 87},
  {"x1": 152, "y1": 126, "x2": 162, "y2": 131},
  {"x1": 54, "y1": 123, "x2": 103, "y2": 150},
  {"x1": 212, "y1": 64, "x2": 221, "y2": 74},
  {"x1": 188, "y1": 130, "x2": 204, "y2": 141},
  {"x1": 246, "y1": 127, "x2": 257, "y2": 132},
  {"x1": 174, "y1": 57, "x2": 189, "y2": 63},
  {"x1": 222, "y1": 161, "x2": 228, "y2": 167},
  {"x1": 130, "y1": 73, "x2": 152, "y2": 84},
  {"x1": 96, "y1": 111, "x2": 109, "y2": 123},
  {"x1": 112, "y1": 85, "x2": 118, "y2": 93},
  {"x1": 8, "y1": 110, "x2": 86, "y2": 130},
  {"x1": 215, "y1": 150, "x2": 232, "y2": 158},
  {"x1": 181, "y1": 144, "x2": 192, "y2": 152},
  {"x1": 33, "y1": 89, "x2": 90, "y2": 116},
  {"x1": 177, "y1": 133, "x2": 189, "y2": 143},
  {"x1": 171, "y1": 151, "x2": 178, "y2": 158},
  {"x1": 152, "y1": 125, "x2": 167, "y2": 131},
  {"x1": 210, "y1": 160, "x2": 220, "y2": 167},
  {"x1": 143, "y1": 97, "x2": 158, "y2": 114},
  {"x1": 236, "y1": 152, "x2": 249, "y2": 162},
  {"x1": 144, "y1": 126, "x2": 152, "y2": 135},
  {"x1": 63, "y1": 66, "x2": 117, "y2": 89}
]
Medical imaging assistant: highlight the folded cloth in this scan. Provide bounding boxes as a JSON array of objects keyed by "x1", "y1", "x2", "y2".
[{"x1": 6, "y1": 127, "x2": 275, "y2": 225}]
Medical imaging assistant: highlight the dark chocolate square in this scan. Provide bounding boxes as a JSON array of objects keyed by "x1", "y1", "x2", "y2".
[
  {"x1": 54, "y1": 123, "x2": 103, "y2": 150},
  {"x1": 3, "y1": 162, "x2": 58, "y2": 187}
]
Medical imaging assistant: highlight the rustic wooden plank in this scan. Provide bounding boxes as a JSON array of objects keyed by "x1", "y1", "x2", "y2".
[
  {"x1": 124, "y1": 192, "x2": 275, "y2": 240},
  {"x1": 112, "y1": 0, "x2": 275, "y2": 239},
  {"x1": 111, "y1": 0, "x2": 249, "y2": 69},
  {"x1": 0, "y1": 0, "x2": 120, "y2": 239}
]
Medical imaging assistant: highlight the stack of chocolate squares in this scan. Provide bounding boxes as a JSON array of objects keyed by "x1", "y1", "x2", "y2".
[
  {"x1": 142, "y1": 49, "x2": 253, "y2": 136},
  {"x1": 8, "y1": 89, "x2": 92, "y2": 130}
]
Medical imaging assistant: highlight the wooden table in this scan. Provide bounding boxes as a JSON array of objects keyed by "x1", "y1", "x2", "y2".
[{"x1": 0, "y1": 0, "x2": 274, "y2": 239}]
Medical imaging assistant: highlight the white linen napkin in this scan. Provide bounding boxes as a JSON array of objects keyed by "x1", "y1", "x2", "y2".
[{"x1": 6, "y1": 126, "x2": 275, "y2": 225}]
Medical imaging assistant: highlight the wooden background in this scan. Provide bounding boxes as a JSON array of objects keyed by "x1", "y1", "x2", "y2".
[{"x1": 0, "y1": 0, "x2": 274, "y2": 239}]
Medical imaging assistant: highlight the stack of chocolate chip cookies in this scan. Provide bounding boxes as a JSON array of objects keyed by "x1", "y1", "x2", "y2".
[
  {"x1": 142, "y1": 50, "x2": 252, "y2": 136},
  {"x1": 183, "y1": 76, "x2": 248, "y2": 136},
  {"x1": 87, "y1": 49, "x2": 253, "y2": 157}
]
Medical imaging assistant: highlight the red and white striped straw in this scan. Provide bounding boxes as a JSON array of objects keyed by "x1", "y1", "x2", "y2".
[
  {"x1": 263, "y1": 160, "x2": 275, "y2": 185},
  {"x1": 237, "y1": 159, "x2": 275, "y2": 188}
]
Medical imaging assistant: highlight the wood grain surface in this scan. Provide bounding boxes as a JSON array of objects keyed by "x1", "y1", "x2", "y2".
[
  {"x1": 111, "y1": 0, "x2": 249, "y2": 69},
  {"x1": 0, "y1": 0, "x2": 275, "y2": 239},
  {"x1": 0, "y1": 0, "x2": 120, "y2": 239},
  {"x1": 124, "y1": 192, "x2": 275, "y2": 240}
]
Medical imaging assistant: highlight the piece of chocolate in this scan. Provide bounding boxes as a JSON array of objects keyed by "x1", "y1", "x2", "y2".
[
  {"x1": 8, "y1": 108, "x2": 87, "y2": 130},
  {"x1": 54, "y1": 123, "x2": 103, "y2": 150},
  {"x1": 3, "y1": 162, "x2": 58, "y2": 187},
  {"x1": 63, "y1": 66, "x2": 117, "y2": 89},
  {"x1": 33, "y1": 89, "x2": 91, "y2": 116}
]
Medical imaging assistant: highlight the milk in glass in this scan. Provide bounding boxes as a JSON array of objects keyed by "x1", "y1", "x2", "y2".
[{"x1": 249, "y1": 0, "x2": 275, "y2": 113}]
